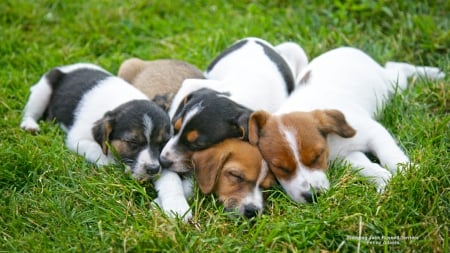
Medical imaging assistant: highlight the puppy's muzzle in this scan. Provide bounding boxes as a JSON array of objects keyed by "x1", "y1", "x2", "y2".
[
  {"x1": 301, "y1": 189, "x2": 321, "y2": 203},
  {"x1": 159, "y1": 156, "x2": 173, "y2": 169},
  {"x1": 243, "y1": 204, "x2": 260, "y2": 218},
  {"x1": 144, "y1": 163, "x2": 161, "y2": 175}
]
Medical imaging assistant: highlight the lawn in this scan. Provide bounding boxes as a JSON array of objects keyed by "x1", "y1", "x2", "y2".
[{"x1": 0, "y1": 0, "x2": 448, "y2": 252}]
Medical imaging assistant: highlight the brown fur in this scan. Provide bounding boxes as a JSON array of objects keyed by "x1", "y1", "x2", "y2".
[
  {"x1": 118, "y1": 58, "x2": 204, "y2": 111},
  {"x1": 192, "y1": 139, "x2": 274, "y2": 211}
]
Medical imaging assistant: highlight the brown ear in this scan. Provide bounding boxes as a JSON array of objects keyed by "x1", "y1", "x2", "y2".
[
  {"x1": 314, "y1": 109, "x2": 356, "y2": 138},
  {"x1": 192, "y1": 148, "x2": 230, "y2": 194},
  {"x1": 92, "y1": 113, "x2": 114, "y2": 155},
  {"x1": 248, "y1": 110, "x2": 270, "y2": 146}
]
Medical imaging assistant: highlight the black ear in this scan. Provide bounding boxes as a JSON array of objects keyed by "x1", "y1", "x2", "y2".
[
  {"x1": 232, "y1": 109, "x2": 252, "y2": 140},
  {"x1": 92, "y1": 112, "x2": 115, "y2": 155}
]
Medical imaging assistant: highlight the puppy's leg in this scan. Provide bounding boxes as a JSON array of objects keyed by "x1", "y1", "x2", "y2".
[
  {"x1": 66, "y1": 127, "x2": 112, "y2": 165},
  {"x1": 367, "y1": 122, "x2": 410, "y2": 174},
  {"x1": 153, "y1": 170, "x2": 192, "y2": 222},
  {"x1": 20, "y1": 73, "x2": 55, "y2": 133},
  {"x1": 182, "y1": 176, "x2": 194, "y2": 199},
  {"x1": 385, "y1": 62, "x2": 445, "y2": 89},
  {"x1": 344, "y1": 151, "x2": 392, "y2": 193}
]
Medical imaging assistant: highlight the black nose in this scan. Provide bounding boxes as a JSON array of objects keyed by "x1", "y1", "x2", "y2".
[
  {"x1": 144, "y1": 164, "x2": 161, "y2": 175},
  {"x1": 301, "y1": 190, "x2": 321, "y2": 203},
  {"x1": 159, "y1": 156, "x2": 173, "y2": 168},
  {"x1": 243, "y1": 204, "x2": 259, "y2": 218}
]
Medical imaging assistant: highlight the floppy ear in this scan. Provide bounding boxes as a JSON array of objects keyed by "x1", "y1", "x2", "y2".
[
  {"x1": 192, "y1": 148, "x2": 230, "y2": 194},
  {"x1": 314, "y1": 109, "x2": 356, "y2": 138},
  {"x1": 92, "y1": 112, "x2": 115, "y2": 155},
  {"x1": 248, "y1": 110, "x2": 270, "y2": 146},
  {"x1": 232, "y1": 110, "x2": 251, "y2": 140}
]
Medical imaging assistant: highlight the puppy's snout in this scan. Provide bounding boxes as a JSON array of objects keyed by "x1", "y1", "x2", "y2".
[
  {"x1": 243, "y1": 204, "x2": 260, "y2": 218},
  {"x1": 301, "y1": 190, "x2": 321, "y2": 203},
  {"x1": 144, "y1": 163, "x2": 161, "y2": 175},
  {"x1": 159, "y1": 156, "x2": 173, "y2": 169}
]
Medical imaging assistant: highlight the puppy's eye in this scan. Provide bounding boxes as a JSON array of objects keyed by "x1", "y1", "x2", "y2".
[
  {"x1": 125, "y1": 140, "x2": 142, "y2": 150},
  {"x1": 228, "y1": 171, "x2": 245, "y2": 183}
]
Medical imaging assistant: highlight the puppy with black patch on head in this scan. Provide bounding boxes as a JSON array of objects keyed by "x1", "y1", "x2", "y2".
[
  {"x1": 160, "y1": 37, "x2": 308, "y2": 173},
  {"x1": 20, "y1": 63, "x2": 172, "y2": 181},
  {"x1": 118, "y1": 58, "x2": 205, "y2": 111},
  {"x1": 249, "y1": 47, "x2": 445, "y2": 202}
]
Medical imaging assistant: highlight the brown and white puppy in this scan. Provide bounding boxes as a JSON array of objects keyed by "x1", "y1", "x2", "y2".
[
  {"x1": 118, "y1": 58, "x2": 204, "y2": 111},
  {"x1": 192, "y1": 139, "x2": 275, "y2": 218},
  {"x1": 249, "y1": 47, "x2": 445, "y2": 202}
]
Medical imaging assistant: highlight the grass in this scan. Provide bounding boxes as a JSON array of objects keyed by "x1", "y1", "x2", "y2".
[{"x1": 0, "y1": 0, "x2": 448, "y2": 252}]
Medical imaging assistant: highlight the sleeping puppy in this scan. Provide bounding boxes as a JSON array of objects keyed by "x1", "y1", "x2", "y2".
[
  {"x1": 20, "y1": 63, "x2": 171, "y2": 181},
  {"x1": 192, "y1": 139, "x2": 275, "y2": 218},
  {"x1": 160, "y1": 37, "x2": 307, "y2": 173},
  {"x1": 118, "y1": 58, "x2": 205, "y2": 111},
  {"x1": 249, "y1": 47, "x2": 444, "y2": 202}
]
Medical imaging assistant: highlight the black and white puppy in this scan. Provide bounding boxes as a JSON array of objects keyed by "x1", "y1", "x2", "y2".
[
  {"x1": 20, "y1": 63, "x2": 171, "y2": 181},
  {"x1": 160, "y1": 37, "x2": 308, "y2": 172}
]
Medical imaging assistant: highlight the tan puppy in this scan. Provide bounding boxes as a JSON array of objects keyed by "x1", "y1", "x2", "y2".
[
  {"x1": 118, "y1": 58, "x2": 204, "y2": 111},
  {"x1": 192, "y1": 139, "x2": 275, "y2": 218}
]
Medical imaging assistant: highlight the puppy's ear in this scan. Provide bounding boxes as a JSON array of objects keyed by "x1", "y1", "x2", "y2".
[
  {"x1": 192, "y1": 148, "x2": 230, "y2": 194},
  {"x1": 232, "y1": 110, "x2": 251, "y2": 140},
  {"x1": 92, "y1": 112, "x2": 115, "y2": 155},
  {"x1": 248, "y1": 110, "x2": 270, "y2": 146},
  {"x1": 314, "y1": 109, "x2": 356, "y2": 138}
]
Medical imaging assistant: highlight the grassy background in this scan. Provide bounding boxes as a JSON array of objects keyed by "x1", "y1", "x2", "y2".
[{"x1": 1, "y1": 0, "x2": 448, "y2": 252}]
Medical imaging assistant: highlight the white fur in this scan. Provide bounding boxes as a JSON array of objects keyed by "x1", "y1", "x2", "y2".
[
  {"x1": 277, "y1": 47, "x2": 444, "y2": 193},
  {"x1": 152, "y1": 170, "x2": 192, "y2": 222},
  {"x1": 239, "y1": 159, "x2": 269, "y2": 214}
]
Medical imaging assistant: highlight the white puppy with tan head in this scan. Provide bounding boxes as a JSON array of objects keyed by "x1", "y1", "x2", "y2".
[{"x1": 249, "y1": 47, "x2": 444, "y2": 202}]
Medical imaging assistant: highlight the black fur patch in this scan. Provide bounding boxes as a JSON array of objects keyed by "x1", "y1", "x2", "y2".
[
  {"x1": 172, "y1": 88, "x2": 252, "y2": 151},
  {"x1": 46, "y1": 68, "x2": 111, "y2": 128},
  {"x1": 206, "y1": 39, "x2": 248, "y2": 72},
  {"x1": 255, "y1": 40, "x2": 295, "y2": 94}
]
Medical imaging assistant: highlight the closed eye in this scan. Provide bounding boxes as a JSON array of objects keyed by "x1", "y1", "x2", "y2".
[
  {"x1": 309, "y1": 149, "x2": 324, "y2": 166},
  {"x1": 228, "y1": 171, "x2": 245, "y2": 183}
]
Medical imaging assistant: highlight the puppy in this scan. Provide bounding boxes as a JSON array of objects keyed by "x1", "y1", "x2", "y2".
[
  {"x1": 20, "y1": 63, "x2": 172, "y2": 181},
  {"x1": 118, "y1": 58, "x2": 205, "y2": 111},
  {"x1": 160, "y1": 37, "x2": 307, "y2": 173},
  {"x1": 192, "y1": 139, "x2": 275, "y2": 218},
  {"x1": 249, "y1": 47, "x2": 445, "y2": 202}
]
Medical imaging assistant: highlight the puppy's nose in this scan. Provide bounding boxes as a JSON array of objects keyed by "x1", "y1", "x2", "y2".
[
  {"x1": 144, "y1": 164, "x2": 161, "y2": 175},
  {"x1": 243, "y1": 204, "x2": 259, "y2": 218},
  {"x1": 159, "y1": 156, "x2": 173, "y2": 168},
  {"x1": 301, "y1": 190, "x2": 321, "y2": 203}
]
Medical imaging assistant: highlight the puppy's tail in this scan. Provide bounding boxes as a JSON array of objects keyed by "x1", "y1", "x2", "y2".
[{"x1": 384, "y1": 61, "x2": 445, "y2": 90}]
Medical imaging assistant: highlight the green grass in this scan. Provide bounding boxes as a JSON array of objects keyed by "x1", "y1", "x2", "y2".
[{"x1": 1, "y1": 0, "x2": 448, "y2": 252}]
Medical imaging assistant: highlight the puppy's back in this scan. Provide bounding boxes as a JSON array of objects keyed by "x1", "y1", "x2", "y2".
[{"x1": 118, "y1": 58, "x2": 204, "y2": 110}]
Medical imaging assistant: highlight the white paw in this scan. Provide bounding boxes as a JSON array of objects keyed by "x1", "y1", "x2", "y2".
[
  {"x1": 153, "y1": 196, "x2": 192, "y2": 222},
  {"x1": 20, "y1": 118, "x2": 40, "y2": 133},
  {"x1": 372, "y1": 169, "x2": 392, "y2": 193}
]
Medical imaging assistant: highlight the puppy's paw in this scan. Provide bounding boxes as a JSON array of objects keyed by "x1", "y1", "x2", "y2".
[
  {"x1": 156, "y1": 196, "x2": 192, "y2": 222},
  {"x1": 20, "y1": 118, "x2": 40, "y2": 134},
  {"x1": 372, "y1": 169, "x2": 392, "y2": 193}
]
